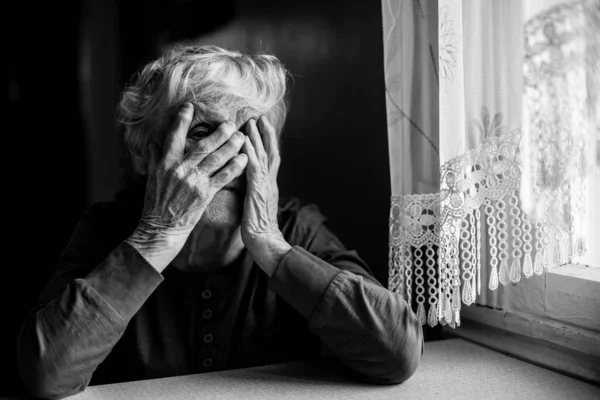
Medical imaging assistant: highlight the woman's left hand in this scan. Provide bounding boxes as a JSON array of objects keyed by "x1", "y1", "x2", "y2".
[{"x1": 241, "y1": 116, "x2": 291, "y2": 276}]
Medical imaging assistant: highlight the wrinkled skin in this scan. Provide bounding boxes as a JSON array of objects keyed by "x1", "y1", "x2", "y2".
[
  {"x1": 126, "y1": 103, "x2": 247, "y2": 271},
  {"x1": 127, "y1": 103, "x2": 291, "y2": 276},
  {"x1": 240, "y1": 117, "x2": 291, "y2": 273}
]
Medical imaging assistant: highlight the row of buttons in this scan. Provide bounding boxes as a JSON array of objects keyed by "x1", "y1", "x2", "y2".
[{"x1": 202, "y1": 289, "x2": 213, "y2": 369}]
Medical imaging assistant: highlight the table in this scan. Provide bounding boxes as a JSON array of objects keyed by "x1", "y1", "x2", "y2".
[{"x1": 5, "y1": 339, "x2": 599, "y2": 399}]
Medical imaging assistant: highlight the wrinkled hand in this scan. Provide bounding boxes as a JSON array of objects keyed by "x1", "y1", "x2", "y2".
[
  {"x1": 127, "y1": 103, "x2": 248, "y2": 272},
  {"x1": 241, "y1": 117, "x2": 291, "y2": 276}
]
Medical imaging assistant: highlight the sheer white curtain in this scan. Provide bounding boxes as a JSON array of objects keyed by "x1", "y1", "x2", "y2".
[
  {"x1": 383, "y1": 0, "x2": 599, "y2": 328},
  {"x1": 384, "y1": 0, "x2": 443, "y2": 327}
]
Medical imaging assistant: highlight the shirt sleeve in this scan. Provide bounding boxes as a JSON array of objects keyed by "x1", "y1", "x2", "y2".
[
  {"x1": 268, "y1": 219, "x2": 424, "y2": 385},
  {"x1": 17, "y1": 205, "x2": 163, "y2": 400}
]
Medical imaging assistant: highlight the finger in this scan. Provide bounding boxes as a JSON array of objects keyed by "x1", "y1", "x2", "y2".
[
  {"x1": 258, "y1": 115, "x2": 279, "y2": 158},
  {"x1": 258, "y1": 115, "x2": 281, "y2": 172},
  {"x1": 246, "y1": 119, "x2": 267, "y2": 161},
  {"x1": 163, "y1": 102, "x2": 194, "y2": 165},
  {"x1": 197, "y1": 130, "x2": 245, "y2": 176},
  {"x1": 210, "y1": 153, "x2": 249, "y2": 189},
  {"x1": 185, "y1": 121, "x2": 237, "y2": 166},
  {"x1": 242, "y1": 135, "x2": 260, "y2": 168}
]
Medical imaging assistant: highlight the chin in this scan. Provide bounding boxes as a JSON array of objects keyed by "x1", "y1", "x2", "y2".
[{"x1": 201, "y1": 189, "x2": 244, "y2": 228}]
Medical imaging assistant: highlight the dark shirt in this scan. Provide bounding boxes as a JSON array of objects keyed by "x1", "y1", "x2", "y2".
[{"x1": 17, "y1": 184, "x2": 423, "y2": 399}]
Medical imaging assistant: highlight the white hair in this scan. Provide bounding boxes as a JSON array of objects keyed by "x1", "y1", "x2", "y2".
[{"x1": 118, "y1": 45, "x2": 290, "y2": 169}]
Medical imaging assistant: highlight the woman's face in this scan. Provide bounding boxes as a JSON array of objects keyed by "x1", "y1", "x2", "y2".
[{"x1": 185, "y1": 108, "x2": 248, "y2": 228}]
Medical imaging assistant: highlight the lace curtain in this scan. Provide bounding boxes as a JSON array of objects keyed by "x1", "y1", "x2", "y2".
[{"x1": 383, "y1": 0, "x2": 599, "y2": 328}]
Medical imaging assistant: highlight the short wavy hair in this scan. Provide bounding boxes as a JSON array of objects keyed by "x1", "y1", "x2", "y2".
[{"x1": 118, "y1": 45, "x2": 290, "y2": 172}]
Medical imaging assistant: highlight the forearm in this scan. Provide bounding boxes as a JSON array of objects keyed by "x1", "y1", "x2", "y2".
[
  {"x1": 18, "y1": 280, "x2": 127, "y2": 399},
  {"x1": 18, "y1": 242, "x2": 163, "y2": 399},
  {"x1": 248, "y1": 236, "x2": 292, "y2": 277},
  {"x1": 125, "y1": 224, "x2": 191, "y2": 273},
  {"x1": 268, "y1": 247, "x2": 423, "y2": 384}
]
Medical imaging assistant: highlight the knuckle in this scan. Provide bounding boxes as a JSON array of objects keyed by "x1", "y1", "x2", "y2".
[
  {"x1": 204, "y1": 154, "x2": 221, "y2": 168},
  {"x1": 228, "y1": 160, "x2": 242, "y2": 171},
  {"x1": 210, "y1": 173, "x2": 228, "y2": 187},
  {"x1": 171, "y1": 167, "x2": 186, "y2": 181},
  {"x1": 190, "y1": 176, "x2": 205, "y2": 191},
  {"x1": 218, "y1": 170, "x2": 231, "y2": 183},
  {"x1": 190, "y1": 176, "x2": 205, "y2": 190}
]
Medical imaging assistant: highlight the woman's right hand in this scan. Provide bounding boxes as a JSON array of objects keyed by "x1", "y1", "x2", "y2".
[{"x1": 126, "y1": 102, "x2": 248, "y2": 272}]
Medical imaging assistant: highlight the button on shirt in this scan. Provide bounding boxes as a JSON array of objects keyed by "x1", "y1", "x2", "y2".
[
  {"x1": 17, "y1": 184, "x2": 424, "y2": 399},
  {"x1": 202, "y1": 309, "x2": 213, "y2": 320},
  {"x1": 203, "y1": 333, "x2": 214, "y2": 344}
]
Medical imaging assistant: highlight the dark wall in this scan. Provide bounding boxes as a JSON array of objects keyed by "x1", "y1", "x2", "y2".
[
  {"x1": 3, "y1": 0, "x2": 390, "y2": 395},
  {"x1": 5, "y1": 0, "x2": 88, "y2": 395}
]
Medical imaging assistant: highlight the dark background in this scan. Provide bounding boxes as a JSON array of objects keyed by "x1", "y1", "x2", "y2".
[{"x1": 4, "y1": 0, "x2": 396, "y2": 395}]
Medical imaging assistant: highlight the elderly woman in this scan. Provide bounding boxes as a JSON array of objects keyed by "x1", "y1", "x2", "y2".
[{"x1": 17, "y1": 45, "x2": 423, "y2": 399}]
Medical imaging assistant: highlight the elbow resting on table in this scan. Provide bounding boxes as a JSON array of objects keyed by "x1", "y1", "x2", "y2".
[
  {"x1": 17, "y1": 319, "x2": 90, "y2": 400},
  {"x1": 368, "y1": 332, "x2": 423, "y2": 384},
  {"x1": 348, "y1": 321, "x2": 424, "y2": 385},
  {"x1": 385, "y1": 330, "x2": 424, "y2": 384},
  {"x1": 19, "y1": 368, "x2": 88, "y2": 400},
  {"x1": 18, "y1": 345, "x2": 90, "y2": 400}
]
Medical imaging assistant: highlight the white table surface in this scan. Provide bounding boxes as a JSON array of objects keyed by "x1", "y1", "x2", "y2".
[{"x1": 6, "y1": 339, "x2": 599, "y2": 399}]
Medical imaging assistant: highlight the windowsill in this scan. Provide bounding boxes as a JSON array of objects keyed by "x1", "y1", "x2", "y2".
[
  {"x1": 545, "y1": 263, "x2": 600, "y2": 332},
  {"x1": 443, "y1": 263, "x2": 600, "y2": 385},
  {"x1": 444, "y1": 316, "x2": 600, "y2": 385},
  {"x1": 546, "y1": 263, "x2": 600, "y2": 293},
  {"x1": 546, "y1": 264, "x2": 600, "y2": 290}
]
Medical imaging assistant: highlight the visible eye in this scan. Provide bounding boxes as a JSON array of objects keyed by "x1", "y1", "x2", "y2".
[
  {"x1": 187, "y1": 123, "x2": 212, "y2": 141},
  {"x1": 188, "y1": 127, "x2": 209, "y2": 140}
]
